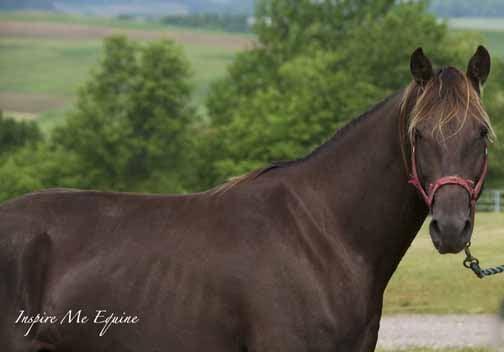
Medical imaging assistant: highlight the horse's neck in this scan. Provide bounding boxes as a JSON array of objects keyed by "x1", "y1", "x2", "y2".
[{"x1": 292, "y1": 92, "x2": 428, "y2": 288}]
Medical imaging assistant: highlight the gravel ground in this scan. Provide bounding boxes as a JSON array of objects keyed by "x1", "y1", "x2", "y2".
[{"x1": 377, "y1": 315, "x2": 501, "y2": 349}]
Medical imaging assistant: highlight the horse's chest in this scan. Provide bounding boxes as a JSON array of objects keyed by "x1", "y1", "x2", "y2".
[{"x1": 304, "y1": 297, "x2": 377, "y2": 346}]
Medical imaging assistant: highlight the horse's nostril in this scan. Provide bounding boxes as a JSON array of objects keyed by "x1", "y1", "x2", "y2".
[
  {"x1": 429, "y1": 216, "x2": 472, "y2": 253},
  {"x1": 430, "y1": 219, "x2": 440, "y2": 235},
  {"x1": 462, "y1": 219, "x2": 472, "y2": 239}
]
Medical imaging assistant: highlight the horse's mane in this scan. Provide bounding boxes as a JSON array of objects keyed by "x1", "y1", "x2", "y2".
[{"x1": 211, "y1": 96, "x2": 394, "y2": 194}]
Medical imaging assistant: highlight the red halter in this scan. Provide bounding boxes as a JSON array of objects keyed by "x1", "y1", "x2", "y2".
[{"x1": 408, "y1": 141, "x2": 488, "y2": 210}]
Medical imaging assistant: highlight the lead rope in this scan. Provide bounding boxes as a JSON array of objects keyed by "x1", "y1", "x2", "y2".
[{"x1": 463, "y1": 242, "x2": 504, "y2": 279}]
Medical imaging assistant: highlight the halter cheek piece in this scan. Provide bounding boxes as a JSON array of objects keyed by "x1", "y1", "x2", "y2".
[{"x1": 408, "y1": 141, "x2": 488, "y2": 212}]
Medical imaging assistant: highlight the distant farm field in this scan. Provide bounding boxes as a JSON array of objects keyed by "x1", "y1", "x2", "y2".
[
  {"x1": 384, "y1": 212, "x2": 504, "y2": 315},
  {"x1": 448, "y1": 17, "x2": 504, "y2": 31},
  {"x1": 0, "y1": 12, "x2": 251, "y2": 130},
  {"x1": 0, "y1": 11, "x2": 256, "y2": 38},
  {"x1": 446, "y1": 17, "x2": 504, "y2": 58}
]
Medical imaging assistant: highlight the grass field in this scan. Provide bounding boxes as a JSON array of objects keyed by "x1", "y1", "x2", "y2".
[
  {"x1": 384, "y1": 213, "x2": 504, "y2": 315},
  {"x1": 0, "y1": 36, "x2": 237, "y2": 130},
  {"x1": 0, "y1": 11, "x2": 249, "y2": 130},
  {"x1": 379, "y1": 349, "x2": 491, "y2": 352}
]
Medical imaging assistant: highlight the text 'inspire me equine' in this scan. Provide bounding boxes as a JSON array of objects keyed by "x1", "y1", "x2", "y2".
[{"x1": 14, "y1": 309, "x2": 140, "y2": 337}]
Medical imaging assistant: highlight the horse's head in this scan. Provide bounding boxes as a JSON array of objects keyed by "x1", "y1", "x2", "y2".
[{"x1": 406, "y1": 46, "x2": 494, "y2": 254}]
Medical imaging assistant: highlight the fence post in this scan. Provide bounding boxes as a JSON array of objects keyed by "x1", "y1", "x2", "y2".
[
  {"x1": 496, "y1": 190, "x2": 501, "y2": 213},
  {"x1": 497, "y1": 299, "x2": 504, "y2": 351}
]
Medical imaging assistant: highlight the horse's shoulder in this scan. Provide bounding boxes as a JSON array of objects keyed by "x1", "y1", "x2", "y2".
[{"x1": 226, "y1": 179, "x2": 297, "y2": 215}]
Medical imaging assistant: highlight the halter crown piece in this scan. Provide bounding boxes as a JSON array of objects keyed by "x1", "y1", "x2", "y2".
[{"x1": 408, "y1": 140, "x2": 488, "y2": 211}]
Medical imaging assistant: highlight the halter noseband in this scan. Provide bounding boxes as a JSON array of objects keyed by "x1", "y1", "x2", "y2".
[{"x1": 408, "y1": 140, "x2": 488, "y2": 211}]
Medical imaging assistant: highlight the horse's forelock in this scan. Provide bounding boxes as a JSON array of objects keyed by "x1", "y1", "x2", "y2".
[{"x1": 402, "y1": 66, "x2": 495, "y2": 143}]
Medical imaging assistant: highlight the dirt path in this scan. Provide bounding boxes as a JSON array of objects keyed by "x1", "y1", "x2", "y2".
[
  {"x1": 377, "y1": 314, "x2": 500, "y2": 349},
  {"x1": 0, "y1": 20, "x2": 253, "y2": 50}
]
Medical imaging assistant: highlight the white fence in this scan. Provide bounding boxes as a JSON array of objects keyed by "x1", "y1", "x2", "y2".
[{"x1": 478, "y1": 190, "x2": 503, "y2": 212}]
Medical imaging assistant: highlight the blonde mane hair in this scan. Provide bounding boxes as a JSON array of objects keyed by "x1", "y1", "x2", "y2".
[
  {"x1": 210, "y1": 167, "x2": 272, "y2": 195},
  {"x1": 400, "y1": 66, "x2": 495, "y2": 142}
]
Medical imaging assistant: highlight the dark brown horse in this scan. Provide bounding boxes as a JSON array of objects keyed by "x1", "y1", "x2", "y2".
[{"x1": 0, "y1": 46, "x2": 494, "y2": 352}]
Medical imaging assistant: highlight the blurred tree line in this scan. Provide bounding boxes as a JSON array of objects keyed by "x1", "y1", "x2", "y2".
[
  {"x1": 160, "y1": 14, "x2": 250, "y2": 33},
  {"x1": 0, "y1": 111, "x2": 41, "y2": 158},
  {"x1": 0, "y1": 0, "x2": 503, "y2": 202},
  {"x1": 0, "y1": 0, "x2": 54, "y2": 10}
]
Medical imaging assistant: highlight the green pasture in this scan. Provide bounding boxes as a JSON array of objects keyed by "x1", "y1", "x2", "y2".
[
  {"x1": 379, "y1": 349, "x2": 491, "y2": 352},
  {"x1": 0, "y1": 38, "x2": 99, "y2": 96},
  {"x1": 0, "y1": 10, "x2": 169, "y2": 30},
  {"x1": 0, "y1": 37, "x2": 237, "y2": 128},
  {"x1": 0, "y1": 11, "x2": 245, "y2": 129},
  {"x1": 384, "y1": 213, "x2": 504, "y2": 315},
  {"x1": 0, "y1": 37, "x2": 236, "y2": 98}
]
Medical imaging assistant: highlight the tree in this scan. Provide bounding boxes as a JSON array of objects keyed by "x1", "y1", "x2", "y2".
[
  {"x1": 0, "y1": 143, "x2": 81, "y2": 202},
  {"x1": 200, "y1": 0, "x2": 504, "y2": 188},
  {"x1": 51, "y1": 36, "x2": 196, "y2": 193},
  {"x1": 0, "y1": 36, "x2": 199, "y2": 203},
  {"x1": 0, "y1": 111, "x2": 42, "y2": 157},
  {"x1": 253, "y1": 0, "x2": 395, "y2": 60},
  {"x1": 160, "y1": 14, "x2": 251, "y2": 33}
]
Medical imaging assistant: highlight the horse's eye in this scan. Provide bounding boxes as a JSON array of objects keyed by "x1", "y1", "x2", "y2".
[{"x1": 480, "y1": 127, "x2": 489, "y2": 139}]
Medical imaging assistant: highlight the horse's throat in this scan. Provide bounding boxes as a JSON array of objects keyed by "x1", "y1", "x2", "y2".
[{"x1": 294, "y1": 92, "x2": 428, "y2": 286}]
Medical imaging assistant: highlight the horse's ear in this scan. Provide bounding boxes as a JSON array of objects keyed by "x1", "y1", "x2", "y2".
[
  {"x1": 410, "y1": 47, "x2": 434, "y2": 86},
  {"x1": 467, "y1": 45, "x2": 491, "y2": 93}
]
